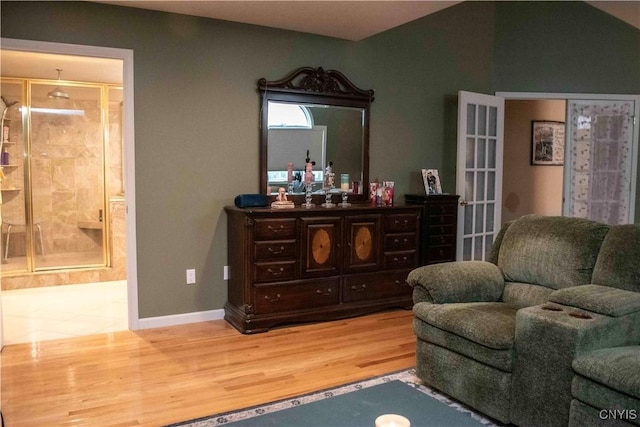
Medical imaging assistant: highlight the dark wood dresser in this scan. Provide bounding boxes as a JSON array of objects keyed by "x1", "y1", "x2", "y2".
[
  {"x1": 405, "y1": 194, "x2": 460, "y2": 265},
  {"x1": 224, "y1": 204, "x2": 422, "y2": 333}
]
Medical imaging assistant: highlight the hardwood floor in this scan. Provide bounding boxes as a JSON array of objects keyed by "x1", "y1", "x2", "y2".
[{"x1": 1, "y1": 310, "x2": 416, "y2": 426}]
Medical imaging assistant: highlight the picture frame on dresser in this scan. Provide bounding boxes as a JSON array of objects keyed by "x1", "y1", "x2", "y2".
[{"x1": 421, "y1": 169, "x2": 442, "y2": 195}]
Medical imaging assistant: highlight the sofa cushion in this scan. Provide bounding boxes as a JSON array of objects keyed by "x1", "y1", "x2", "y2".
[
  {"x1": 592, "y1": 224, "x2": 640, "y2": 293},
  {"x1": 502, "y1": 282, "x2": 554, "y2": 308},
  {"x1": 497, "y1": 215, "x2": 609, "y2": 289},
  {"x1": 413, "y1": 316, "x2": 514, "y2": 372},
  {"x1": 572, "y1": 346, "x2": 640, "y2": 399},
  {"x1": 550, "y1": 285, "x2": 640, "y2": 317},
  {"x1": 414, "y1": 301, "x2": 518, "y2": 350}
]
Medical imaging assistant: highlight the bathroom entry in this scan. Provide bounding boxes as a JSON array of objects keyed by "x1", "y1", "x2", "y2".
[{"x1": 1, "y1": 52, "x2": 125, "y2": 283}]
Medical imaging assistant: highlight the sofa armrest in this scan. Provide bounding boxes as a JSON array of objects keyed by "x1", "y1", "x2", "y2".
[
  {"x1": 406, "y1": 261, "x2": 504, "y2": 304},
  {"x1": 549, "y1": 284, "x2": 640, "y2": 317}
]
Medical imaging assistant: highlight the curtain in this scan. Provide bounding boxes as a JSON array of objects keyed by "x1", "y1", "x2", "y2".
[{"x1": 568, "y1": 100, "x2": 635, "y2": 225}]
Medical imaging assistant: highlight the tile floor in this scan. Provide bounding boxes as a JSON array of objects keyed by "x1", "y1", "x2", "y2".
[{"x1": 1, "y1": 280, "x2": 128, "y2": 345}]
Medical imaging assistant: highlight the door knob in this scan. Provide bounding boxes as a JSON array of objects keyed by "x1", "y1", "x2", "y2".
[{"x1": 460, "y1": 199, "x2": 469, "y2": 206}]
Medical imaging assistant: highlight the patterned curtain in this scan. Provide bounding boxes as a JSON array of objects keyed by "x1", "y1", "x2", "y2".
[{"x1": 568, "y1": 100, "x2": 635, "y2": 225}]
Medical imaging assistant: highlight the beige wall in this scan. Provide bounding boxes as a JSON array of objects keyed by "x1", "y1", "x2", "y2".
[{"x1": 502, "y1": 100, "x2": 566, "y2": 224}]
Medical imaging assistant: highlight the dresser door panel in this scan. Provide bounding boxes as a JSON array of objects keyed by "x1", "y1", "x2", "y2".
[
  {"x1": 300, "y1": 217, "x2": 341, "y2": 278},
  {"x1": 344, "y1": 215, "x2": 382, "y2": 273}
]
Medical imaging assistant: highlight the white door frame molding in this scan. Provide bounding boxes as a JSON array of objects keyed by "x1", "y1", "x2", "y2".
[{"x1": 1, "y1": 38, "x2": 140, "y2": 330}]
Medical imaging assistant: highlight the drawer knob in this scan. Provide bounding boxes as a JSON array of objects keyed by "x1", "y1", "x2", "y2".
[
  {"x1": 267, "y1": 225, "x2": 285, "y2": 233},
  {"x1": 394, "y1": 219, "x2": 409, "y2": 227},
  {"x1": 395, "y1": 280, "x2": 409, "y2": 287},
  {"x1": 393, "y1": 256, "x2": 408, "y2": 264},
  {"x1": 316, "y1": 288, "x2": 333, "y2": 296},
  {"x1": 267, "y1": 267, "x2": 285, "y2": 276},
  {"x1": 264, "y1": 293, "x2": 282, "y2": 302},
  {"x1": 350, "y1": 284, "x2": 367, "y2": 292},
  {"x1": 268, "y1": 246, "x2": 285, "y2": 255}
]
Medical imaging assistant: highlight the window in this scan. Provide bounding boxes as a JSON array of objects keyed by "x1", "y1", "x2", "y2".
[{"x1": 268, "y1": 102, "x2": 313, "y2": 128}]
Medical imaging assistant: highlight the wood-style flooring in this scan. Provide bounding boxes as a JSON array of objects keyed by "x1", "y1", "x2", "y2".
[{"x1": 1, "y1": 310, "x2": 415, "y2": 426}]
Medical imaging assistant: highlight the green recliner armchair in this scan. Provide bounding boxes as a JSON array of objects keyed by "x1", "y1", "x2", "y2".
[{"x1": 407, "y1": 215, "x2": 640, "y2": 426}]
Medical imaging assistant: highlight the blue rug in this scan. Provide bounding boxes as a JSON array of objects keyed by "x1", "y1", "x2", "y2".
[{"x1": 168, "y1": 369, "x2": 500, "y2": 427}]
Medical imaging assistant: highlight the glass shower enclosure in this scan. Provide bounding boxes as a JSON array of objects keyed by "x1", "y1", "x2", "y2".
[{"x1": 1, "y1": 77, "x2": 121, "y2": 275}]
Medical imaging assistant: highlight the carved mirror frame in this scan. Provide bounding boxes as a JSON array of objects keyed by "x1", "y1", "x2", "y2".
[{"x1": 258, "y1": 66, "x2": 375, "y2": 203}]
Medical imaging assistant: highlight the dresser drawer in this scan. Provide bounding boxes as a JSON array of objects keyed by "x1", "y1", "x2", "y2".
[
  {"x1": 429, "y1": 224, "x2": 455, "y2": 236},
  {"x1": 427, "y1": 245, "x2": 456, "y2": 263},
  {"x1": 254, "y1": 260, "x2": 296, "y2": 283},
  {"x1": 384, "y1": 233, "x2": 417, "y2": 251},
  {"x1": 254, "y1": 218, "x2": 296, "y2": 240},
  {"x1": 342, "y1": 270, "x2": 412, "y2": 302},
  {"x1": 428, "y1": 203, "x2": 457, "y2": 215},
  {"x1": 428, "y1": 234, "x2": 455, "y2": 246},
  {"x1": 384, "y1": 214, "x2": 418, "y2": 233},
  {"x1": 384, "y1": 250, "x2": 417, "y2": 269},
  {"x1": 428, "y1": 214, "x2": 455, "y2": 226},
  {"x1": 255, "y1": 240, "x2": 296, "y2": 260},
  {"x1": 254, "y1": 279, "x2": 340, "y2": 314}
]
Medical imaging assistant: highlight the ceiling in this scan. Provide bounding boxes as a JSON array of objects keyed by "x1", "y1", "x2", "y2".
[
  {"x1": 97, "y1": 0, "x2": 640, "y2": 41},
  {"x1": 0, "y1": 1, "x2": 638, "y2": 84}
]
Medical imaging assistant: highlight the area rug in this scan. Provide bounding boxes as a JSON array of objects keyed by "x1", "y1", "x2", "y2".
[{"x1": 167, "y1": 369, "x2": 501, "y2": 427}]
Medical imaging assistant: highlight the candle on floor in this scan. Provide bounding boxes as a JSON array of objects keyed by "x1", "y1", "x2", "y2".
[{"x1": 375, "y1": 414, "x2": 411, "y2": 427}]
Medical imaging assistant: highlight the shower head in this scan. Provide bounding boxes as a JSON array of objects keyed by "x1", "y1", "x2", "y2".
[{"x1": 48, "y1": 69, "x2": 70, "y2": 100}]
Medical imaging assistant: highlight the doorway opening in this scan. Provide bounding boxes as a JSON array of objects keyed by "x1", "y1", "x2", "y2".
[{"x1": 0, "y1": 38, "x2": 138, "y2": 345}]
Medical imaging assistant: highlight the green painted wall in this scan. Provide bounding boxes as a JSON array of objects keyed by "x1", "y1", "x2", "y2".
[{"x1": 1, "y1": 1, "x2": 638, "y2": 319}]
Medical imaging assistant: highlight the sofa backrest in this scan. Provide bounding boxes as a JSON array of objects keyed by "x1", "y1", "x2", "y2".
[
  {"x1": 592, "y1": 224, "x2": 640, "y2": 293},
  {"x1": 497, "y1": 214, "x2": 609, "y2": 290}
]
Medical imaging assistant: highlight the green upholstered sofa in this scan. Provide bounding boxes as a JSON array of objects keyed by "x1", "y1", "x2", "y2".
[{"x1": 407, "y1": 214, "x2": 640, "y2": 426}]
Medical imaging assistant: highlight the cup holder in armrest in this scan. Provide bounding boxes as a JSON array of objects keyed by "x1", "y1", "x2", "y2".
[
  {"x1": 569, "y1": 312, "x2": 593, "y2": 320},
  {"x1": 541, "y1": 305, "x2": 563, "y2": 312}
]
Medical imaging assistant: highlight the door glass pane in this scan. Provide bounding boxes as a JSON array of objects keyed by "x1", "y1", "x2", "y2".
[
  {"x1": 474, "y1": 236, "x2": 483, "y2": 260},
  {"x1": 488, "y1": 138, "x2": 496, "y2": 168},
  {"x1": 465, "y1": 172, "x2": 474, "y2": 201},
  {"x1": 476, "y1": 171, "x2": 485, "y2": 201},
  {"x1": 477, "y1": 138, "x2": 486, "y2": 168},
  {"x1": 486, "y1": 203, "x2": 495, "y2": 232},
  {"x1": 464, "y1": 205, "x2": 473, "y2": 234},
  {"x1": 484, "y1": 233, "x2": 494, "y2": 258},
  {"x1": 466, "y1": 138, "x2": 475, "y2": 169},
  {"x1": 489, "y1": 106, "x2": 497, "y2": 137},
  {"x1": 467, "y1": 104, "x2": 476, "y2": 135},
  {"x1": 30, "y1": 83, "x2": 105, "y2": 269},
  {"x1": 487, "y1": 172, "x2": 495, "y2": 201},
  {"x1": 1, "y1": 79, "x2": 28, "y2": 273},
  {"x1": 478, "y1": 105, "x2": 487, "y2": 136},
  {"x1": 463, "y1": 237, "x2": 472, "y2": 261},
  {"x1": 475, "y1": 204, "x2": 484, "y2": 234}
]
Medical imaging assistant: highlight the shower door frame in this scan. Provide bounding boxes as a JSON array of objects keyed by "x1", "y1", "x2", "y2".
[{"x1": 1, "y1": 38, "x2": 140, "y2": 330}]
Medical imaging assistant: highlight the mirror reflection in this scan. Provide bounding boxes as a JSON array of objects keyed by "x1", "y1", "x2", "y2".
[{"x1": 266, "y1": 102, "x2": 364, "y2": 194}]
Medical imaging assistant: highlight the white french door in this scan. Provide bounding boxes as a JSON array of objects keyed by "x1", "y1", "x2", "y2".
[
  {"x1": 564, "y1": 98, "x2": 639, "y2": 224},
  {"x1": 456, "y1": 91, "x2": 505, "y2": 261}
]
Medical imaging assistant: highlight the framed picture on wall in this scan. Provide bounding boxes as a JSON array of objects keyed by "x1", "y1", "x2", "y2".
[
  {"x1": 531, "y1": 120, "x2": 565, "y2": 166},
  {"x1": 422, "y1": 169, "x2": 443, "y2": 195}
]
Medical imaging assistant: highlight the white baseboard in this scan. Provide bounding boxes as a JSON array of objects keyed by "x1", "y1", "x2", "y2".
[{"x1": 137, "y1": 309, "x2": 225, "y2": 330}]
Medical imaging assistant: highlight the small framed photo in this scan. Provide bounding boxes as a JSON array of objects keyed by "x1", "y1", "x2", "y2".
[
  {"x1": 422, "y1": 169, "x2": 442, "y2": 195},
  {"x1": 531, "y1": 120, "x2": 565, "y2": 166}
]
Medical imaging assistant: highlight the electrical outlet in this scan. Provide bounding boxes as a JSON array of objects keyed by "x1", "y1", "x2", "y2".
[
  {"x1": 223, "y1": 265, "x2": 229, "y2": 280},
  {"x1": 186, "y1": 268, "x2": 196, "y2": 285}
]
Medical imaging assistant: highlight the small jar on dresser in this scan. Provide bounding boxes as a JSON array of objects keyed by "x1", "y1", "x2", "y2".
[
  {"x1": 404, "y1": 194, "x2": 460, "y2": 265},
  {"x1": 224, "y1": 203, "x2": 422, "y2": 333}
]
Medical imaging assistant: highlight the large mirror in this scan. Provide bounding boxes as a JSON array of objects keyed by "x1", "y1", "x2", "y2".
[{"x1": 259, "y1": 67, "x2": 374, "y2": 203}]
